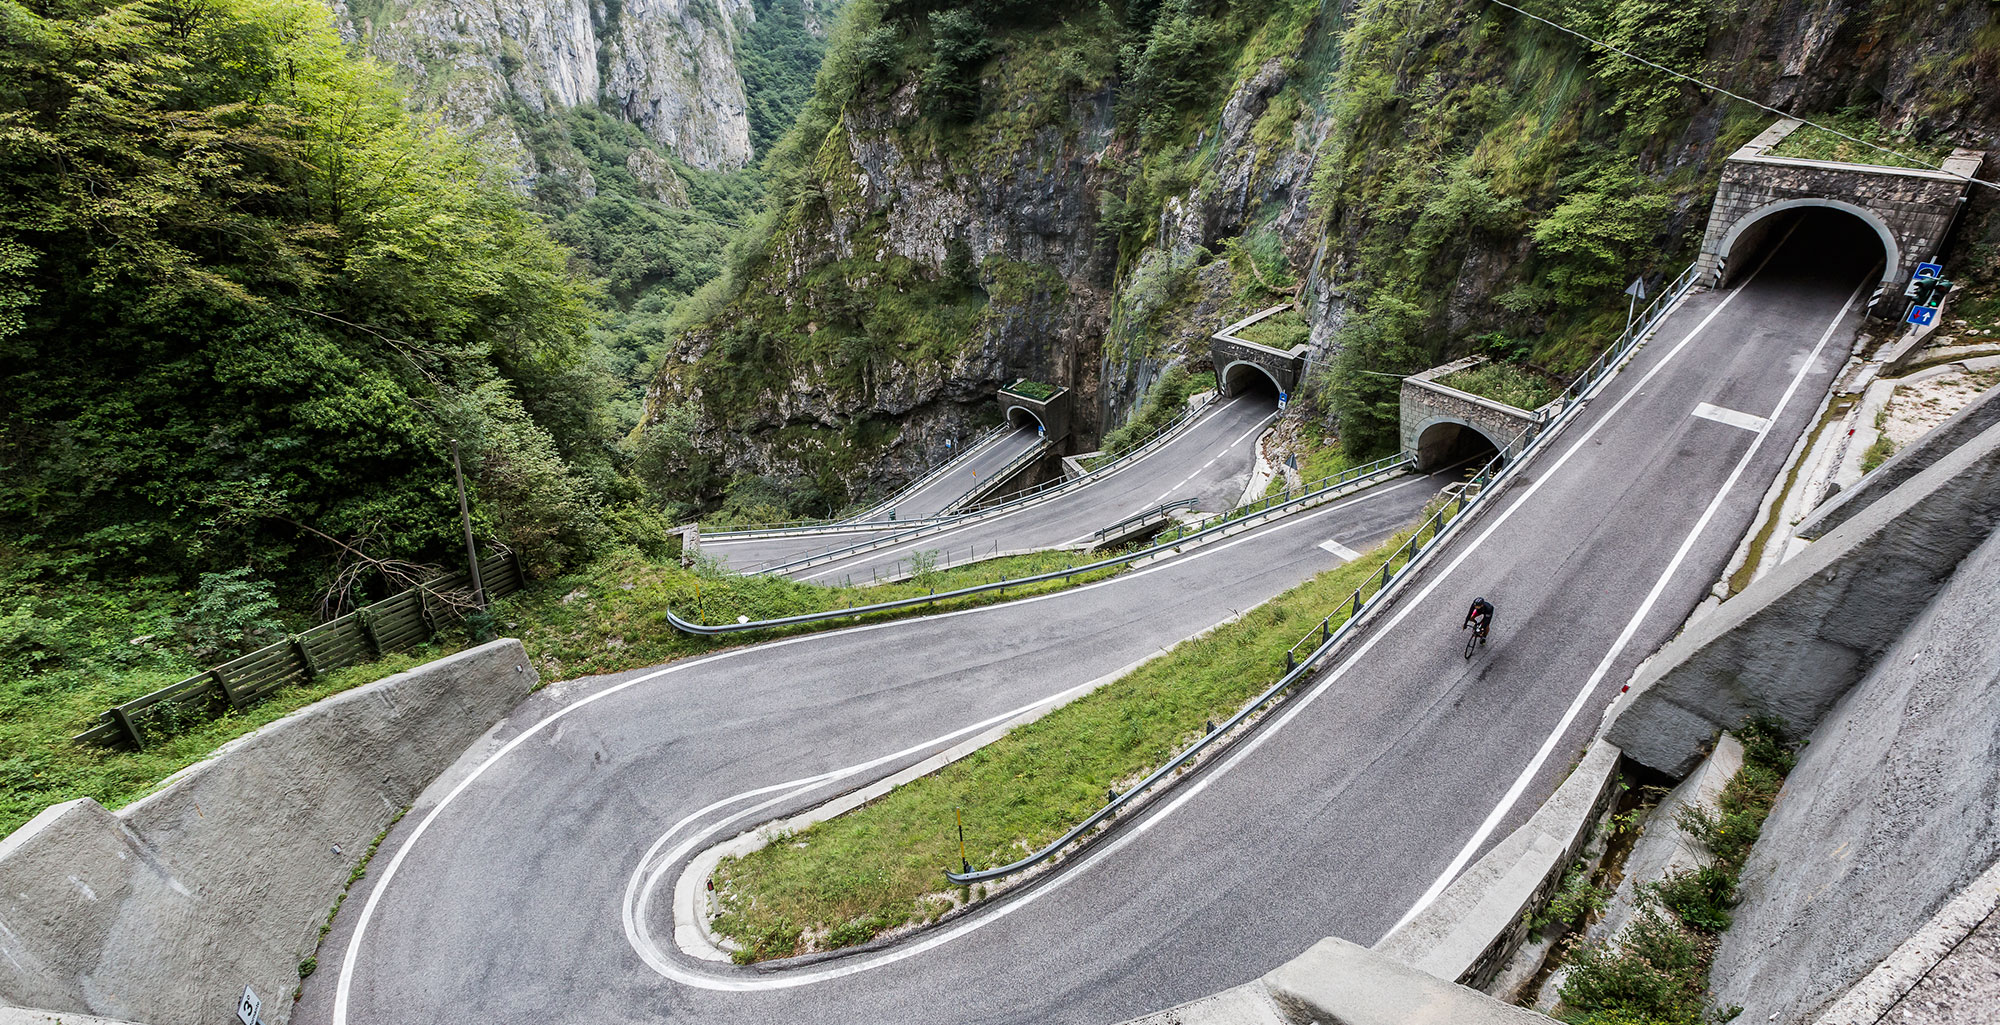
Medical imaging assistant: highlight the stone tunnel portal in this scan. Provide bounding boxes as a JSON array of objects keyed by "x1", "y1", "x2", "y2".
[{"x1": 1413, "y1": 418, "x2": 1502, "y2": 473}]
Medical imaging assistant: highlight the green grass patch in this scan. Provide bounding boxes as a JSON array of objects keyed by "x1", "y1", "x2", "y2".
[
  {"x1": 1439, "y1": 361, "x2": 1562, "y2": 411},
  {"x1": 707, "y1": 510, "x2": 1441, "y2": 962},
  {"x1": 1234, "y1": 308, "x2": 1309, "y2": 350},
  {"x1": 1, "y1": 548, "x2": 1125, "y2": 837},
  {"x1": 1002, "y1": 378, "x2": 1059, "y2": 401},
  {"x1": 1555, "y1": 720, "x2": 1797, "y2": 1025},
  {"x1": 1765, "y1": 113, "x2": 1954, "y2": 170},
  {"x1": 1859, "y1": 435, "x2": 1898, "y2": 475}
]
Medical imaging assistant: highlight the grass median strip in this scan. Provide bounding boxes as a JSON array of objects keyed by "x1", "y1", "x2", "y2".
[{"x1": 707, "y1": 511, "x2": 1436, "y2": 963}]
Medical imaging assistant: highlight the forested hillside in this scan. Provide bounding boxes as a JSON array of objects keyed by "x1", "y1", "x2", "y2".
[
  {"x1": 0, "y1": 0, "x2": 623, "y2": 711},
  {"x1": 641, "y1": 0, "x2": 2000, "y2": 514}
]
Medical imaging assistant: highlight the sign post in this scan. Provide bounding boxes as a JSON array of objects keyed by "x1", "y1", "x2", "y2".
[{"x1": 1624, "y1": 277, "x2": 1647, "y2": 337}]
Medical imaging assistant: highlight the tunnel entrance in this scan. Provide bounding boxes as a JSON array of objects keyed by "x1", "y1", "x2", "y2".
[
  {"x1": 1414, "y1": 419, "x2": 1501, "y2": 473},
  {"x1": 1006, "y1": 406, "x2": 1046, "y2": 433},
  {"x1": 1220, "y1": 362, "x2": 1283, "y2": 401},
  {"x1": 1718, "y1": 204, "x2": 1890, "y2": 291}
]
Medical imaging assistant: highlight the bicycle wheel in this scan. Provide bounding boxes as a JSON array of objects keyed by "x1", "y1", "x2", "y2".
[{"x1": 1464, "y1": 628, "x2": 1479, "y2": 660}]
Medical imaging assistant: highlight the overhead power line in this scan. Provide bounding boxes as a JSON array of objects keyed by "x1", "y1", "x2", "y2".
[{"x1": 1484, "y1": 0, "x2": 2000, "y2": 192}]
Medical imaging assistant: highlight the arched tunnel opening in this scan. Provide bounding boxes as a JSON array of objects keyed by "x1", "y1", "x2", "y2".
[
  {"x1": 1721, "y1": 205, "x2": 1890, "y2": 292},
  {"x1": 1221, "y1": 362, "x2": 1283, "y2": 405},
  {"x1": 1414, "y1": 420, "x2": 1502, "y2": 473},
  {"x1": 1005, "y1": 406, "x2": 1046, "y2": 433}
]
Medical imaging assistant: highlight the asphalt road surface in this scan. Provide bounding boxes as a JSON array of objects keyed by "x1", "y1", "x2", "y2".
[
  {"x1": 305, "y1": 211, "x2": 1875, "y2": 1025},
  {"x1": 867, "y1": 426, "x2": 1048, "y2": 521},
  {"x1": 703, "y1": 390, "x2": 1277, "y2": 579}
]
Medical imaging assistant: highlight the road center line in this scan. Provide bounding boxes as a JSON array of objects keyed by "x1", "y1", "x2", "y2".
[{"x1": 1692, "y1": 401, "x2": 1771, "y2": 433}]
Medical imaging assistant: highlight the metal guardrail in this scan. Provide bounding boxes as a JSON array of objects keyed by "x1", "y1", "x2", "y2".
[
  {"x1": 944, "y1": 462, "x2": 1496, "y2": 885},
  {"x1": 857, "y1": 424, "x2": 1011, "y2": 521},
  {"x1": 1091, "y1": 499, "x2": 1201, "y2": 542},
  {"x1": 1546, "y1": 261, "x2": 1702, "y2": 417},
  {"x1": 744, "y1": 394, "x2": 1227, "y2": 578},
  {"x1": 667, "y1": 451, "x2": 1412, "y2": 635},
  {"x1": 701, "y1": 429, "x2": 1009, "y2": 541},
  {"x1": 1155, "y1": 452, "x2": 1409, "y2": 546},
  {"x1": 939, "y1": 261, "x2": 1704, "y2": 886},
  {"x1": 939, "y1": 435, "x2": 1056, "y2": 514}
]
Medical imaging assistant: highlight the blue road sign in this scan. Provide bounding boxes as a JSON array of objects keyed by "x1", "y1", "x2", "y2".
[
  {"x1": 1908, "y1": 305, "x2": 1938, "y2": 328},
  {"x1": 1916, "y1": 262, "x2": 1944, "y2": 278}
]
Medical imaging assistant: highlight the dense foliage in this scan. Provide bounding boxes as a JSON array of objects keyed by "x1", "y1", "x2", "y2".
[{"x1": 0, "y1": 0, "x2": 617, "y2": 709}]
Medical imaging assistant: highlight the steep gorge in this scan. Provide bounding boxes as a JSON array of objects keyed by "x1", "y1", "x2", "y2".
[
  {"x1": 335, "y1": 0, "x2": 758, "y2": 173},
  {"x1": 641, "y1": 0, "x2": 2000, "y2": 517}
]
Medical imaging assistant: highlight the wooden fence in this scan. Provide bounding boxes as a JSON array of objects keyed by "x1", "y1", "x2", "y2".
[{"x1": 74, "y1": 551, "x2": 525, "y2": 750}]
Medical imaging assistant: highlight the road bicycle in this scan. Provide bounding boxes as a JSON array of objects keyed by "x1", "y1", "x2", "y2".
[{"x1": 1463, "y1": 619, "x2": 1489, "y2": 659}]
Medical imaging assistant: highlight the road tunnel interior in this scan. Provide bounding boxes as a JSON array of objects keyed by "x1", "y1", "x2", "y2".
[
  {"x1": 1414, "y1": 420, "x2": 1501, "y2": 473},
  {"x1": 1722, "y1": 205, "x2": 1890, "y2": 291},
  {"x1": 1222, "y1": 362, "x2": 1283, "y2": 403}
]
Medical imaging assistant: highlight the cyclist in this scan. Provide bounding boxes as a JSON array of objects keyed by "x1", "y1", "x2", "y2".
[{"x1": 1463, "y1": 597, "x2": 1495, "y2": 646}]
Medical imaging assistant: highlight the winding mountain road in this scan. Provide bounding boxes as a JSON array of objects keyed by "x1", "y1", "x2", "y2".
[
  {"x1": 301, "y1": 211, "x2": 1876, "y2": 1025},
  {"x1": 704, "y1": 389, "x2": 1278, "y2": 580}
]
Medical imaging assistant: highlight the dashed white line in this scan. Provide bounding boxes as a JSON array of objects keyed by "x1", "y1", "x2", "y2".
[
  {"x1": 1692, "y1": 402, "x2": 1771, "y2": 433},
  {"x1": 1318, "y1": 540, "x2": 1362, "y2": 562}
]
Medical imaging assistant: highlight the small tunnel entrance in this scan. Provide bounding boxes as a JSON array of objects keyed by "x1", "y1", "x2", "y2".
[
  {"x1": 1006, "y1": 406, "x2": 1045, "y2": 433},
  {"x1": 1221, "y1": 361, "x2": 1284, "y2": 401},
  {"x1": 1415, "y1": 419, "x2": 1501, "y2": 473},
  {"x1": 1720, "y1": 204, "x2": 1891, "y2": 291}
]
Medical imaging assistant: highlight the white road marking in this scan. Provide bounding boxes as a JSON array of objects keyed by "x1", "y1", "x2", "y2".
[
  {"x1": 1318, "y1": 540, "x2": 1362, "y2": 562},
  {"x1": 1692, "y1": 402, "x2": 1771, "y2": 433},
  {"x1": 796, "y1": 399, "x2": 1248, "y2": 581},
  {"x1": 331, "y1": 473, "x2": 1432, "y2": 1016},
  {"x1": 1390, "y1": 249, "x2": 1869, "y2": 934}
]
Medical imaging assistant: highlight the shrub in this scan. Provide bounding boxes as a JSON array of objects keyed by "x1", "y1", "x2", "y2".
[
  {"x1": 1558, "y1": 906, "x2": 1716, "y2": 1024},
  {"x1": 1650, "y1": 865, "x2": 1736, "y2": 934}
]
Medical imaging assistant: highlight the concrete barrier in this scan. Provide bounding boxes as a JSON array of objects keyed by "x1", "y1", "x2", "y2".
[
  {"x1": 1374, "y1": 740, "x2": 1622, "y2": 988},
  {"x1": 1606, "y1": 419, "x2": 2000, "y2": 776},
  {"x1": 0, "y1": 639, "x2": 536, "y2": 1025},
  {"x1": 1263, "y1": 938, "x2": 1554, "y2": 1025},
  {"x1": 1796, "y1": 380, "x2": 2000, "y2": 541},
  {"x1": 1705, "y1": 519, "x2": 2000, "y2": 1022}
]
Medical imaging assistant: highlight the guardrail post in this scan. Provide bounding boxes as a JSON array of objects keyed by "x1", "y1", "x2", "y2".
[
  {"x1": 1285, "y1": 651, "x2": 1295, "y2": 672},
  {"x1": 290, "y1": 635, "x2": 318, "y2": 682},
  {"x1": 211, "y1": 668, "x2": 243, "y2": 710},
  {"x1": 110, "y1": 705, "x2": 146, "y2": 750},
  {"x1": 358, "y1": 609, "x2": 383, "y2": 657}
]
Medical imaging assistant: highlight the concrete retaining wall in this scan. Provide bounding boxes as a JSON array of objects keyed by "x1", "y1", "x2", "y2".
[
  {"x1": 1705, "y1": 520, "x2": 2000, "y2": 1023},
  {"x1": 1797, "y1": 381, "x2": 2000, "y2": 541},
  {"x1": 1605, "y1": 419, "x2": 2000, "y2": 776},
  {"x1": 0, "y1": 640, "x2": 536, "y2": 1025}
]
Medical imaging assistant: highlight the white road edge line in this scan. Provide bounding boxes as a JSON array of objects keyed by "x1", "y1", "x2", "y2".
[
  {"x1": 330, "y1": 472, "x2": 1431, "y2": 1018},
  {"x1": 1388, "y1": 266, "x2": 1870, "y2": 934},
  {"x1": 796, "y1": 397, "x2": 1254, "y2": 581}
]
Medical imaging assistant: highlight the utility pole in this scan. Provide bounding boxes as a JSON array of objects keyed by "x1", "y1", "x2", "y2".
[{"x1": 451, "y1": 441, "x2": 487, "y2": 609}]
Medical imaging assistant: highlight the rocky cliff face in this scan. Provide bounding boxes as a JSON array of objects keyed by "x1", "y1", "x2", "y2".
[
  {"x1": 644, "y1": 0, "x2": 1999, "y2": 513},
  {"x1": 338, "y1": 0, "x2": 755, "y2": 172}
]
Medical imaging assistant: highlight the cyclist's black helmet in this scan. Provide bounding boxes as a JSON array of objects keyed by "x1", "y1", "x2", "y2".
[{"x1": 1474, "y1": 596, "x2": 1487, "y2": 604}]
